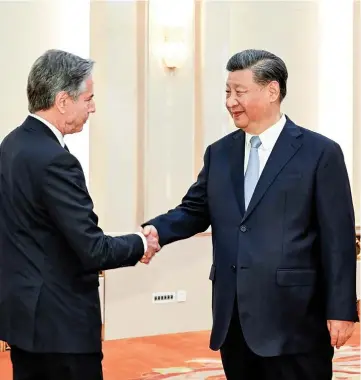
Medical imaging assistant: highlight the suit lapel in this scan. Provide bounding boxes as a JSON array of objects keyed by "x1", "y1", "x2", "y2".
[
  {"x1": 228, "y1": 131, "x2": 246, "y2": 216},
  {"x1": 242, "y1": 119, "x2": 303, "y2": 221}
]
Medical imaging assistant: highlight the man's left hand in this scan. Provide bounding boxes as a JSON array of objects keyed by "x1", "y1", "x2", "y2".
[{"x1": 327, "y1": 320, "x2": 355, "y2": 349}]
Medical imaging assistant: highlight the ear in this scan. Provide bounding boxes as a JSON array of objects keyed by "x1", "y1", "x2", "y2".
[
  {"x1": 54, "y1": 91, "x2": 69, "y2": 114},
  {"x1": 268, "y1": 81, "x2": 280, "y2": 103}
]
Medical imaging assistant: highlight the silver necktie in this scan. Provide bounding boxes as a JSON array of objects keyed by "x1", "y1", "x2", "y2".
[{"x1": 244, "y1": 136, "x2": 262, "y2": 209}]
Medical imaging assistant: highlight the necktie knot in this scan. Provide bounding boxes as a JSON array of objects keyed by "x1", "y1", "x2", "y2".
[{"x1": 250, "y1": 136, "x2": 262, "y2": 149}]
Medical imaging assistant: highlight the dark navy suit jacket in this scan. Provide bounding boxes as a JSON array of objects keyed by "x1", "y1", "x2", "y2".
[
  {"x1": 144, "y1": 116, "x2": 358, "y2": 357},
  {"x1": 0, "y1": 116, "x2": 145, "y2": 353}
]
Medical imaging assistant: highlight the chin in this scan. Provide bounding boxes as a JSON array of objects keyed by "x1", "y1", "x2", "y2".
[
  {"x1": 233, "y1": 115, "x2": 249, "y2": 130},
  {"x1": 234, "y1": 122, "x2": 248, "y2": 130},
  {"x1": 69, "y1": 126, "x2": 84, "y2": 134}
]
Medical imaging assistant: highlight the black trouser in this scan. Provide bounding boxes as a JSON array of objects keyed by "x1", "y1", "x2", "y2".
[
  {"x1": 10, "y1": 346, "x2": 103, "y2": 380},
  {"x1": 220, "y1": 306, "x2": 334, "y2": 380}
]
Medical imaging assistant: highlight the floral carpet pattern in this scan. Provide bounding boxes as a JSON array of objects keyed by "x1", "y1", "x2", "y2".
[{"x1": 134, "y1": 346, "x2": 360, "y2": 380}]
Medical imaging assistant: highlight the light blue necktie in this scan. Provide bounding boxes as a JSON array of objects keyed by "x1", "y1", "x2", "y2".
[{"x1": 244, "y1": 136, "x2": 262, "y2": 209}]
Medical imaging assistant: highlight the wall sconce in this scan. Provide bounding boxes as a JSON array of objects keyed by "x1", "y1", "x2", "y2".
[
  {"x1": 153, "y1": 0, "x2": 193, "y2": 71},
  {"x1": 161, "y1": 27, "x2": 187, "y2": 70}
]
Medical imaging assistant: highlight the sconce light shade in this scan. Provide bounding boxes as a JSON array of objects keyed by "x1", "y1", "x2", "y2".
[{"x1": 161, "y1": 40, "x2": 187, "y2": 69}]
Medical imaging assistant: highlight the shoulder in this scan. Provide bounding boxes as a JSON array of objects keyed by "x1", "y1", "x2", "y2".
[
  {"x1": 206, "y1": 129, "x2": 241, "y2": 154},
  {"x1": 1, "y1": 122, "x2": 61, "y2": 161},
  {"x1": 293, "y1": 124, "x2": 343, "y2": 161},
  {"x1": 284, "y1": 117, "x2": 338, "y2": 150},
  {"x1": 285, "y1": 118, "x2": 345, "y2": 167},
  {"x1": 1, "y1": 123, "x2": 81, "y2": 178},
  {"x1": 299, "y1": 126, "x2": 339, "y2": 149}
]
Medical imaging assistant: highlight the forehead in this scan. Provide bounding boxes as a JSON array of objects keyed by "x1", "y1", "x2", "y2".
[{"x1": 226, "y1": 69, "x2": 255, "y2": 88}]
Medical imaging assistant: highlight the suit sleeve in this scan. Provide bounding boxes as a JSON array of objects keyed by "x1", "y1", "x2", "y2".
[
  {"x1": 315, "y1": 141, "x2": 358, "y2": 321},
  {"x1": 42, "y1": 153, "x2": 145, "y2": 271},
  {"x1": 142, "y1": 146, "x2": 211, "y2": 247}
]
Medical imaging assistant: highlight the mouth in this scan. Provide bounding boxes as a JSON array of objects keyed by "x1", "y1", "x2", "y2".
[{"x1": 232, "y1": 111, "x2": 244, "y2": 118}]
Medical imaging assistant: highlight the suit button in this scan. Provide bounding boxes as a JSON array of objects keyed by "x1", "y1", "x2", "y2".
[
  {"x1": 240, "y1": 225, "x2": 247, "y2": 232},
  {"x1": 231, "y1": 265, "x2": 236, "y2": 272}
]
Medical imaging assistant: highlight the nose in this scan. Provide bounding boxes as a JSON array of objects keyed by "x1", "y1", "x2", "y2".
[{"x1": 226, "y1": 94, "x2": 238, "y2": 109}]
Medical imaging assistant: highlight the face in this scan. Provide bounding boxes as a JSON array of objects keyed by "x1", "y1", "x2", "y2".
[
  {"x1": 225, "y1": 69, "x2": 279, "y2": 133},
  {"x1": 56, "y1": 77, "x2": 96, "y2": 135}
]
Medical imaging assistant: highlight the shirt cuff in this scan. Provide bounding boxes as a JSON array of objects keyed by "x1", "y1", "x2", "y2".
[{"x1": 135, "y1": 232, "x2": 147, "y2": 253}]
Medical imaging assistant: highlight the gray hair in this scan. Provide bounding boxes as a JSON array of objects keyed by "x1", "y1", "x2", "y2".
[
  {"x1": 27, "y1": 49, "x2": 95, "y2": 113},
  {"x1": 226, "y1": 49, "x2": 288, "y2": 102}
]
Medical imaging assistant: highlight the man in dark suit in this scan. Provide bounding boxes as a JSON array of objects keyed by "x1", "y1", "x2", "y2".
[
  {"x1": 0, "y1": 49, "x2": 159, "y2": 380},
  {"x1": 141, "y1": 49, "x2": 358, "y2": 379}
]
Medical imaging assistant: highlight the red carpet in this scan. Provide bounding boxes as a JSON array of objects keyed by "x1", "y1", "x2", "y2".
[{"x1": 0, "y1": 325, "x2": 359, "y2": 379}]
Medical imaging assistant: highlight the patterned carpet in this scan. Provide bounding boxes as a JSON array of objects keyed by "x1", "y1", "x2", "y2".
[
  {"x1": 132, "y1": 345, "x2": 360, "y2": 379},
  {"x1": 0, "y1": 326, "x2": 359, "y2": 379}
]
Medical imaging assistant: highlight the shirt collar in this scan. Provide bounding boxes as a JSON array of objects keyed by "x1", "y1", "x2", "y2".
[
  {"x1": 29, "y1": 114, "x2": 65, "y2": 147},
  {"x1": 246, "y1": 114, "x2": 286, "y2": 150}
]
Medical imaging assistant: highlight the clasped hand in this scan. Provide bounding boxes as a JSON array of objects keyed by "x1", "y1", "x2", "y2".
[{"x1": 139, "y1": 225, "x2": 160, "y2": 264}]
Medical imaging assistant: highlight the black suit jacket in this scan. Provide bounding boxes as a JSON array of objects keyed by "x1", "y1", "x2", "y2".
[
  {"x1": 144, "y1": 116, "x2": 358, "y2": 357},
  {"x1": 0, "y1": 116, "x2": 144, "y2": 353}
]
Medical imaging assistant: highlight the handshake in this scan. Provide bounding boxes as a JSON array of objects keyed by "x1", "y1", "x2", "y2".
[{"x1": 139, "y1": 225, "x2": 160, "y2": 264}]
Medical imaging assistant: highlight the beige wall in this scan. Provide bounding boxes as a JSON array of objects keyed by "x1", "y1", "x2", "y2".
[
  {"x1": 0, "y1": 1, "x2": 49, "y2": 134},
  {"x1": 0, "y1": 0, "x2": 359, "y2": 341},
  {"x1": 89, "y1": 0, "x2": 213, "y2": 340},
  {"x1": 89, "y1": 1, "x2": 140, "y2": 231}
]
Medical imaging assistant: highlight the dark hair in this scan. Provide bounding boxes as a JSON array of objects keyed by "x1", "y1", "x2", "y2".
[{"x1": 226, "y1": 49, "x2": 288, "y2": 102}]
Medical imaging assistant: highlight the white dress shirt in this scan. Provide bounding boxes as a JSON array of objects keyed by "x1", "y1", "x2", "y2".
[
  {"x1": 244, "y1": 114, "x2": 286, "y2": 176},
  {"x1": 29, "y1": 114, "x2": 148, "y2": 252}
]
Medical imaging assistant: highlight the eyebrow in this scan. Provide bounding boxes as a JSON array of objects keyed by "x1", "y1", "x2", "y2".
[{"x1": 226, "y1": 84, "x2": 247, "y2": 90}]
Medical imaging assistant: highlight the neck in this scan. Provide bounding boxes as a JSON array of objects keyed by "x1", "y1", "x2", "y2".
[
  {"x1": 248, "y1": 111, "x2": 282, "y2": 135},
  {"x1": 34, "y1": 110, "x2": 65, "y2": 135}
]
